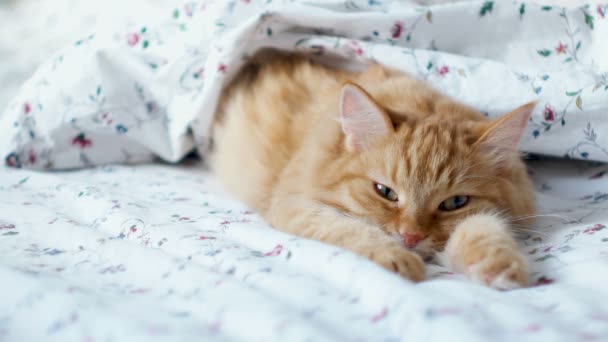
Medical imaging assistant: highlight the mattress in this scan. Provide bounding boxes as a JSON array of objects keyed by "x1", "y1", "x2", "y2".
[{"x1": 1, "y1": 157, "x2": 607, "y2": 341}]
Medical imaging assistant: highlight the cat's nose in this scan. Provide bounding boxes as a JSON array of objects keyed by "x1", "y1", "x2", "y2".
[{"x1": 402, "y1": 232, "x2": 426, "y2": 248}]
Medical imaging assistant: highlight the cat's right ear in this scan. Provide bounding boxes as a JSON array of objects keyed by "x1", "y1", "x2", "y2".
[{"x1": 340, "y1": 82, "x2": 394, "y2": 152}]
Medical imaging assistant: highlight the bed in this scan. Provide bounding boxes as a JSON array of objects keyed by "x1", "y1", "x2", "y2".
[
  {"x1": 2, "y1": 158, "x2": 608, "y2": 341},
  {"x1": 1, "y1": 0, "x2": 608, "y2": 341}
]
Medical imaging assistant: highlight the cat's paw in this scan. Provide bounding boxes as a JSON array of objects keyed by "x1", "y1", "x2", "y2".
[
  {"x1": 465, "y1": 248, "x2": 528, "y2": 290},
  {"x1": 443, "y1": 214, "x2": 529, "y2": 290},
  {"x1": 363, "y1": 243, "x2": 426, "y2": 282}
]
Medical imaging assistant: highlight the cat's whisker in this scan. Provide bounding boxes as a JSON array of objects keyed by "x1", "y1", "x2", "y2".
[
  {"x1": 509, "y1": 226, "x2": 551, "y2": 238},
  {"x1": 508, "y1": 213, "x2": 577, "y2": 223}
]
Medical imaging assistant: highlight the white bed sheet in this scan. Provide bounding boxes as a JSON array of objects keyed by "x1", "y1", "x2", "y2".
[{"x1": 1, "y1": 158, "x2": 607, "y2": 341}]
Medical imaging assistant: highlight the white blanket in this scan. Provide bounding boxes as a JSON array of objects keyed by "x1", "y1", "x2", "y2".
[
  {"x1": 1, "y1": 0, "x2": 608, "y2": 169},
  {"x1": 1, "y1": 159, "x2": 608, "y2": 341},
  {"x1": 1, "y1": 1, "x2": 608, "y2": 341}
]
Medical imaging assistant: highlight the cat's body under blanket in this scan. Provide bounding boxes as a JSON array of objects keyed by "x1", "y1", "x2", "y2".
[{"x1": 210, "y1": 51, "x2": 537, "y2": 289}]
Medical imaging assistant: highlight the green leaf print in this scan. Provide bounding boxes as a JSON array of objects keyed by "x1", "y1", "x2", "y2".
[
  {"x1": 576, "y1": 41, "x2": 582, "y2": 50},
  {"x1": 426, "y1": 11, "x2": 433, "y2": 23},
  {"x1": 584, "y1": 12, "x2": 594, "y2": 30},
  {"x1": 96, "y1": 85, "x2": 102, "y2": 96},
  {"x1": 541, "y1": 6, "x2": 552, "y2": 11},
  {"x1": 537, "y1": 49, "x2": 551, "y2": 57},
  {"x1": 519, "y1": 4, "x2": 525, "y2": 18},
  {"x1": 566, "y1": 90, "x2": 580, "y2": 96},
  {"x1": 576, "y1": 96, "x2": 583, "y2": 110},
  {"x1": 426, "y1": 61, "x2": 433, "y2": 70},
  {"x1": 479, "y1": 1, "x2": 494, "y2": 16},
  {"x1": 173, "y1": 9, "x2": 180, "y2": 19},
  {"x1": 535, "y1": 254, "x2": 556, "y2": 262},
  {"x1": 143, "y1": 40, "x2": 149, "y2": 49},
  {"x1": 294, "y1": 38, "x2": 310, "y2": 47}
]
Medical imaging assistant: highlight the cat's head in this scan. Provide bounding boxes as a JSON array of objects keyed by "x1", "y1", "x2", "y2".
[{"x1": 328, "y1": 82, "x2": 536, "y2": 258}]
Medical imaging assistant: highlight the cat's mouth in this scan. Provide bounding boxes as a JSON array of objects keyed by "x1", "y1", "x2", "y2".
[{"x1": 402, "y1": 238, "x2": 435, "y2": 262}]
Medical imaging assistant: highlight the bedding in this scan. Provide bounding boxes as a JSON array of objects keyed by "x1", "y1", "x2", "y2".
[
  {"x1": 1, "y1": 1, "x2": 608, "y2": 341},
  {"x1": 1, "y1": 158, "x2": 608, "y2": 341},
  {"x1": 1, "y1": 0, "x2": 608, "y2": 169}
]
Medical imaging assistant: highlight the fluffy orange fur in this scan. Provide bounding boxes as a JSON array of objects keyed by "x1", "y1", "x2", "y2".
[{"x1": 210, "y1": 51, "x2": 536, "y2": 289}]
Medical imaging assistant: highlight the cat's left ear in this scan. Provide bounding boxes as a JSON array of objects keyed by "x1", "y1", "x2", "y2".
[
  {"x1": 340, "y1": 82, "x2": 394, "y2": 152},
  {"x1": 475, "y1": 101, "x2": 537, "y2": 164}
]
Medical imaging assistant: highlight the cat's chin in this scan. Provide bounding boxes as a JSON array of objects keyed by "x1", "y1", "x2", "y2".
[
  {"x1": 404, "y1": 239, "x2": 436, "y2": 263},
  {"x1": 411, "y1": 250, "x2": 435, "y2": 263}
]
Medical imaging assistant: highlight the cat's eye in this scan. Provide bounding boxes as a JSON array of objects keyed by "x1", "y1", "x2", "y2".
[
  {"x1": 439, "y1": 195, "x2": 469, "y2": 211},
  {"x1": 373, "y1": 183, "x2": 398, "y2": 202}
]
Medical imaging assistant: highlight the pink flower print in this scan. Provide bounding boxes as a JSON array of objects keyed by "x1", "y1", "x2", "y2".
[
  {"x1": 129, "y1": 288, "x2": 150, "y2": 294},
  {"x1": 370, "y1": 307, "x2": 388, "y2": 323},
  {"x1": 598, "y1": 5, "x2": 605, "y2": 18},
  {"x1": 438, "y1": 65, "x2": 449, "y2": 76},
  {"x1": 127, "y1": 32, "x2": 140, "y2": 46},
  {"x1": 0, "y1": 223, "x2": 15, "y2": 230},
  {"x1": 390, "y1": 21, "x2": 404, "y2": 39},
  {"x1": 197, "y1": 235, "x2": 216, "y2": 240},
  {"x1": 535, "y1": 276, "x2": 554, "y2": 286},
  {"x1": 217, "y1": 63, "x2": 227, "y2": 73},
  {"x1": 543, "y1": 104, "x2": 555, "y2": 121},
  {"x1": 263, "y1": 244, "x2": 283, "y2": 256},
  {"x1": 23, "y1": 102, "x2": 31, "y2": 114},
  {"x1": 71, "y1": 133, "x2": 92, "y2": 149},
  {"x1": 101, "y1": 112, "x2": 112, "y2": 125},
  {"x1": 348, "y1": 40, "x2": 363, "y2": 56},
  {"x1": 184, "y1": 3, "x2": 195, "y2": 17},
  {"x1": 241, "y1": 0, "x2": 251, "y2": 3},
  {"x1": 589, "y1": 170, "x2": 606, "y2": 179},
  {"x1": 555, "y1": 42, "x2": 567, "y2": 54},
  {"x1": 523, "y1": 324, "x2": 542, "y2": 333},
  {"x1": 583, "y1": 223, "x2": 606, "y2": 235},
  {"x1": 27, "y1": 149, "x2": 36, "y2": 164}
]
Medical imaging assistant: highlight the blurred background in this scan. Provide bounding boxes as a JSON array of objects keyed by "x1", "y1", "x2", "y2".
[{"x1": 0, "y1": 0, "x2": 166, "y2": 111}]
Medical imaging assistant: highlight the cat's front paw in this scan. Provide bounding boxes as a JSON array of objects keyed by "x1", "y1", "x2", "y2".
[
  {"x1": 362, "y1": 243, "x2": 426, "y2": 282},
  {"x1": 444, "y1": 214, "x2": 529, "y2": 290},
  {"x1": 465, "y1": 248, "x2": 528, "y2": 290}
]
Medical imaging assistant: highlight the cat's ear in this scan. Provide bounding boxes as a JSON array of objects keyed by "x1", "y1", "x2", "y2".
[
  {"x1": 475, "y1": 102, "x2": 537, "y2": 166},
  {"x1": 340, "y1": 82, "x2": 394, "y2": 152}
]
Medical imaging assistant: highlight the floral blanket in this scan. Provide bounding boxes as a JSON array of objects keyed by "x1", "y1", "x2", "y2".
[
  {"x1": 1, "y1": 158, "x2": 608, "y2": 341},
  {"x1": 0, "y1": 0, "x2": 607, "y2": 168},
  {"x1": 1, "y1": 1, "x2": 608, "y2": 341}
]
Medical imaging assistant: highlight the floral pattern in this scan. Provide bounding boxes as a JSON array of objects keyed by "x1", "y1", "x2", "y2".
[
  {"x1": 0, "y1": 0, "x2": 607, "y2": 169},
  {"x1": 1, "y1": 157, "x2": 608, "y2": 340}
]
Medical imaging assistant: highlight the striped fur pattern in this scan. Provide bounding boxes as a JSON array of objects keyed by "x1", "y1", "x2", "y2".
[{"x1": 210, "y1": 52, "x2": 536, "y2": 288}]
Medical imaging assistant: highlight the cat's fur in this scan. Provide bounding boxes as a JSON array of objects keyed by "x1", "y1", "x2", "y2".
[{"x1": 210, "y1": 51, "x2": 536, "y2": 289}]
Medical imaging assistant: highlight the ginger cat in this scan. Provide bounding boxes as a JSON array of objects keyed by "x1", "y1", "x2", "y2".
[{"x1": 210, "y1": 51, "x2": 536, "y2": 290}]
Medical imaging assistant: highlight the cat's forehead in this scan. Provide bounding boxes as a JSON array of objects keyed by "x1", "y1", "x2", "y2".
[
  {"x1": 395, "y1": 117, "x2": 479, "y2": 146},
  {"x1": 373, "y1": 119, "x2": 484, "y2": 187}
]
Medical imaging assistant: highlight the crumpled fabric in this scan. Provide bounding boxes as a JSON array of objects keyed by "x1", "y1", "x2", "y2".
[{"x1": 1, "y1": 0, "x2": 607, "y2": 169}]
